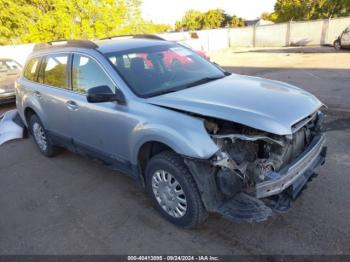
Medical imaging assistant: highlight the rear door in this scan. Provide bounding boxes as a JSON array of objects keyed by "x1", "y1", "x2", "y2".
[{"x1": 37, "y1": 53, "x2": 73, "y2": 147}]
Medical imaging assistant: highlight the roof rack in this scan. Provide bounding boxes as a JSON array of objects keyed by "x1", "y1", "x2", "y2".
[
  {"x1": 100, "y1": 34, "x2": 165, "y2": 41},
  {"x1": 33, "y1": 39, "x2": 98, "y2": 52}
]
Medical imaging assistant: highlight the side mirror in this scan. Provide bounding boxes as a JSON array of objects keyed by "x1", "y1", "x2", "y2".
[{"x1": 87, "y1": 85, "x2": 126, "y2": 104}]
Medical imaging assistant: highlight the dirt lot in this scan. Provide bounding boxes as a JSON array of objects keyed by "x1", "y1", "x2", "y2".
[{"x1": 0, "y1": 46, "x2": 349, "y2": 255}]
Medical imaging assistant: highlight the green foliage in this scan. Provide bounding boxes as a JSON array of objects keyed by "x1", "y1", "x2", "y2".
[
  {"x1": 176, "y1": 9, "x2": 204, "y2": 31},
  {"x1": 230, "y1": 16, "x2": 247, "y2": 27},
  {"x1": 260, "y1": 12, "x2": 273, "y2": 21},
  {"x1": 202, "y1": 9, "x2": 225, "y2": 29},
  {"x1": 0, "y1": 0, "x2": 172, "y2": 45},
  {"x1": 175, "y1": 9, "x2": 244, "y2": 31},
  {"x1": 269, "y1": 0, "x2": 350, "y2": 23}
]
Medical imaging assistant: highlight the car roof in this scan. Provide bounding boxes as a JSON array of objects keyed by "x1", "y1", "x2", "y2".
[
  {"x1": 30, "y1": 37, "x2": 174, "y2": 57},
  {"x1": 95, "y1": 38, "x2": 172, "y2": 54}
]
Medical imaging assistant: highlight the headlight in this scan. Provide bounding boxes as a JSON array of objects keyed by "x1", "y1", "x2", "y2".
[{"x1": 0, "y1": 88, "x2": 5, "y2": 94}]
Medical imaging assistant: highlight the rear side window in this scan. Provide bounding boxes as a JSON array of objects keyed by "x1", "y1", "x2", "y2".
[
  {"x1": 42, "y1": 54, "x2": 69, "y2": 89},
  {"x1": 23, "y1": 58, "x2": 40, "y2": 81},
  {"x1": 72, "y1": 54, "x2": 115, "y2": 94}
]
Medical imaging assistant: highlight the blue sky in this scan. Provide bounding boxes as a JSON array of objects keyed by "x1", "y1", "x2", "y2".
[{"x1": 142, "y1": 0, "x2": 277, "y2": 25}]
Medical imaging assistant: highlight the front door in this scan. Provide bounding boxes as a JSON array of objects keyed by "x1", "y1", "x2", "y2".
[
  {"x1": 37, "y1": 53, "x2": 73, "y2": 147},
  {"x1": 67, "y1": 53, "x2": 132, "y2": 172}
]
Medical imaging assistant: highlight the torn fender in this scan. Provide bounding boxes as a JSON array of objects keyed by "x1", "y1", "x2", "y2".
[{"x1": 0, "y1": 110, "x2": 24, "y2": 146}]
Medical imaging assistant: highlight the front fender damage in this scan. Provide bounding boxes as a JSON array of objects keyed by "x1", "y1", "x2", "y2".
[
  {"x1": 184, "y1": 158, "x2": 274, "y2": 223},
  {"x1": 0, "y1": 110, "x2": 24, "y2": 146}
]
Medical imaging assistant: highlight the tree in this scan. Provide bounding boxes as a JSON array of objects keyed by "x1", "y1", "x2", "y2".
[
  {"x1": 230, "y1": 16, "x2": 246, "y2": 27},
  {"x1": 313, "y1": 0, "x2": 350, "y2": 19},
  {"x1": 175, "y1": 9, "x2": 244, "y2": 31},
  {"x1": 0, "y1": 0, "x2": 172, "y2": 45},
  {"x1": 269, "y1": 0, "x2": 350, "y2": 23},
  {"x1": 202, "y1": 9, "x2": 226, "y2": 29},
  {"x1": 260, "y1": 12, "x2": 273, "y2": 21},
  {"x1": 175, "y1": 21, "x2": 184, "y2": 31},
  {"x1": 0, "y1": 0, "x2": 33, "y2": 44},
  {"x1": 176, "y1": 9, "x2": 204, "y2": 31}
]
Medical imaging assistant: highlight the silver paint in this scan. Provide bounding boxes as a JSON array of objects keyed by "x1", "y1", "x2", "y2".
[
  {"x1": 148, "y1": 74, "x2": 323, "y2": 136},
  {"x1": 16, "y1": 39, "x2": 324, "y2": 165}
]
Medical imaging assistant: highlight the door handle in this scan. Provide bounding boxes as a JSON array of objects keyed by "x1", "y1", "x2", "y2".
[
  {"x1": 34, "y1": 91, "x2": 42, "y2": 98},
  {"x1": 66, "y1": 100, "x2": 79, "y2": 111}
]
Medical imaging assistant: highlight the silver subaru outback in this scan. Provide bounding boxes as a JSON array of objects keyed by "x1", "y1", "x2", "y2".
[{"x1": 16, "y1": 36, "x2": 327, "y2": 228}]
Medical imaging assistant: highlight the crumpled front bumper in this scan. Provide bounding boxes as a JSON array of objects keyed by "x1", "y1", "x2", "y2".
[
  {"x1": 0, "y1": 110, "x2": 24, "y2": 146},
  {"x1": 186, "y1": 132, "x2": 327, "y2": 223},
  {"x1": 217, "y1": 134, "x2": 327, "y2": 223},
  {"x1": 255, "y1": 134, "x2": 327, "y2": 199}
]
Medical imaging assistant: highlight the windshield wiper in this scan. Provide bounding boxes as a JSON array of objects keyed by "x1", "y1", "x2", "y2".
[{"x1": 184, "y1": 75, "x2": 226, "y2": 88}]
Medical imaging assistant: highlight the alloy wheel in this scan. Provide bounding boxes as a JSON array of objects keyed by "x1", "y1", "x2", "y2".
[
  {"x1": 32, "y1": 122, "x2": 47, "y2": 151},
  {"x1": 151, "y1": 169, "x2": 187, "y2": 218}
]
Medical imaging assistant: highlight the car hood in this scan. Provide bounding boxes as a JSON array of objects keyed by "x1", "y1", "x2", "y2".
[{"x1": 146, "y1": 74, "x2": 323, "y2": 135}]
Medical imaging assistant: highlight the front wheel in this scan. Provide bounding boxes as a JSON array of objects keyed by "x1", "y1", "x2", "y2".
[
  {"x1": 334, "y1": 40, "x2": 342, "y2": 50},
  {"x1": 145, "y1": 151, "x2": 208, "y2": 228}
]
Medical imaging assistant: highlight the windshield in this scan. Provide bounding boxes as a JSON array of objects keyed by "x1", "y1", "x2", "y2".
[{"x1": 105, "y1": 44, "x2": 225, "y2": 97}]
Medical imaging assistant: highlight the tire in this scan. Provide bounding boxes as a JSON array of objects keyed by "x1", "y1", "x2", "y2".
[
  {"x1": 334, "y1": 40, "x2": 342, "y2": 50},
  {"x1": 145, "y1": 151, "x2": 208, "y2": 228},
  {"x1": 29, "y1": 114, "x2": 58, "y2": 157}
]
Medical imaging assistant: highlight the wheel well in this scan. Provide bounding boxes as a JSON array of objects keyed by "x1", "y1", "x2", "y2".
[
  {"x1": 24, "y1": 107, "x2": 36, "y2": 124},
  {"x1": 137, "y1": 141, "x2": 173, "y2": 183}
]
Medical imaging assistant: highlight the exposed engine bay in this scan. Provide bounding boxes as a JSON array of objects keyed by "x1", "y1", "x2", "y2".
[{"x1": 203, "y1": 110, "x2": 326, "y2": 199}]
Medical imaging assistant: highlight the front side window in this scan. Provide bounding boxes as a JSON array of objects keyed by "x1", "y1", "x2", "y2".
[
  {"x1": 43, "y1": 54, "x2": 69, "y2": 89},
  {"x1": 105, "y1": 44, "x2": 225, "y2": 97},
  {"x1": 23, "y1": 58, "x2": 40, "y2": 81},
  {"x1": 72, "y1": 54, "x2": 115, "y2": 94}
]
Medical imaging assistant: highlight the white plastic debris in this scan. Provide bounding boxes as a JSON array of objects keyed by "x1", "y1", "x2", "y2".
[{"x1": 0, "y1": 110, "x2": 24, "y2": 146}]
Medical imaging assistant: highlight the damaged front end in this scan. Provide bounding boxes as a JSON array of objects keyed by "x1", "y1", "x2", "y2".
[{"x1": 185, "y1": 110, "x2": 327, "y2": 223}]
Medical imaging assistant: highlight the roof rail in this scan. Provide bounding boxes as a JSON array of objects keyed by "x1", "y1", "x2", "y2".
[
  {"x1": 33, "y1": 40, "x2": 98, "y2": 52},
  {"x1": 100, "y1": 34, "x2": 165, "y2": 41}
]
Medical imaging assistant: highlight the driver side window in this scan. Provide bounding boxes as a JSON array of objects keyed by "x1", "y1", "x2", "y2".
[{"x1": 72, "y1": 54, "x2": 115, "y2": 94}]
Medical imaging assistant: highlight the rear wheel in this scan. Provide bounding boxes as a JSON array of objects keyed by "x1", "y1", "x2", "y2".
[
  {"x1": 334, "y1": 40, "x2": 342, "y2": 50},
  {"x1": 29, "y1": 114, "x2": 58, "y2": 157},
  {"x1": 145, "y1": 151, "x2": 208, "y2": 228}
]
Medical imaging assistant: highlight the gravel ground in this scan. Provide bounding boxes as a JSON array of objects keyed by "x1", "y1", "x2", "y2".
[{"x1": 0, "y1": 46, "x2": 349, "y2": 255}]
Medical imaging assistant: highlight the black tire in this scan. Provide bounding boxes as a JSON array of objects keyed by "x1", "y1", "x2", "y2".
[
  {"x1": 29, "y1": 114, "x2": 58, "y2": 157},
  {"x1": 145, "y1": 151, "x2": 208, "y2": 228},
  {"x1": 334, "y1": 40, "x2": 342, "y2": 50}
]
